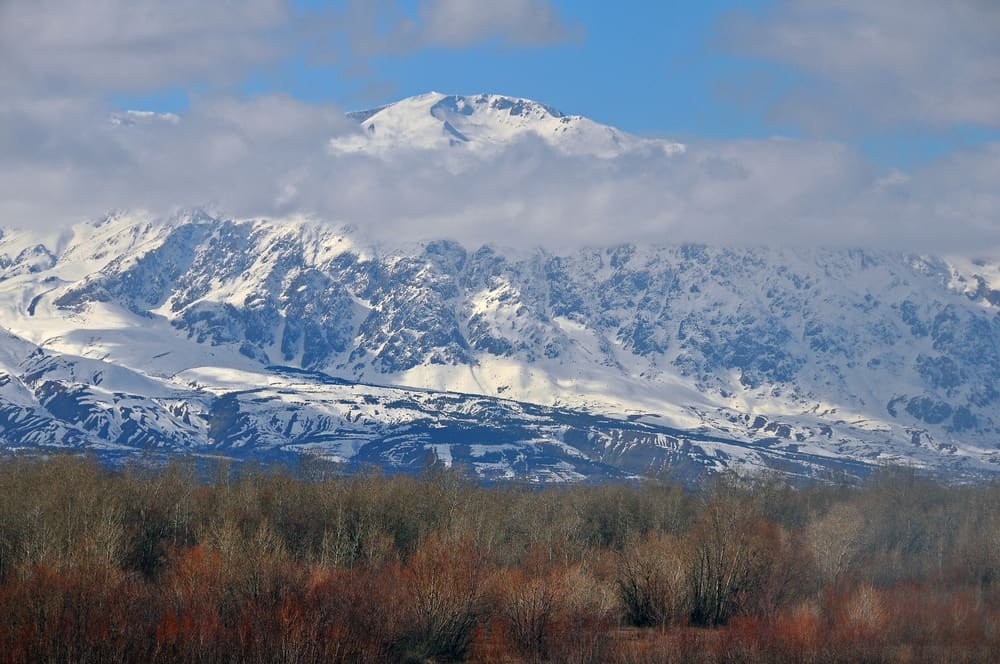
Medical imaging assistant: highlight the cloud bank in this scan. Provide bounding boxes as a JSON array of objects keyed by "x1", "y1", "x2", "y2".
[
  {"x1": 0, "y1": 93, "x2": 997, "y2": 253},
  {"x1": 0, "y1": 0, "x2": 293, "y2": 94},
  {"x1": 341, "y1": 0, "x2": 577, "y2": 57},
  {"x1": 721, "y1": 0, "x2": 1000, "y2": 131},
  {"x1": 0, "y1": 0, "x2": 576, "y2": 96}
]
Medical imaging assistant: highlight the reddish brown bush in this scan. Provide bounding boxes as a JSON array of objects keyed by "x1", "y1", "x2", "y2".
[
  {"x1": 0, "y1": 457, "x2": 999, "y2": 662},
  {"x1": 617, "y1": 532, "x2": 688, "y2": 627},
  {"x1": 393, "y1": 533, "x2": 490, "y2": 662}
]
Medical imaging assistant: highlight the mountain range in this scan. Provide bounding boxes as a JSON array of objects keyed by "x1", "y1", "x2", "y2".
[{"x1": 0, "y1": 93, "x2": 997, "y2": 483}]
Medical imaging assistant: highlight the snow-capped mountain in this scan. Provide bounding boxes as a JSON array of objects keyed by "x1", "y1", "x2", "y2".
[
  {"x1": 330, "y1": 92, "x2": 684, "y2": 158},
  {"x1": 0, "y1": 93, "x2": 998, "y2": 483}
]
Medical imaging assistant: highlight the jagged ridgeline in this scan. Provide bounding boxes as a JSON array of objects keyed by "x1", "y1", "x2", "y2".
[{"x1": 0, "y1": 208, "x2": 997, "y2": 482}]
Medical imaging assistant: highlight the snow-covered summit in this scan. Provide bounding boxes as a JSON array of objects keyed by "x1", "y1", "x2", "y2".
[{"x1": 330, "y1": 92, "x2": 685, "y2": 158}]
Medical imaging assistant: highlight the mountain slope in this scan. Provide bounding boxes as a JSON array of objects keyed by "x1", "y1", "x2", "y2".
[
  {"x1": 331, "y1": 92, "x2": 684, "y2": 158},
  {"x1": 0, "y1": 207, "x2": 998, "y2": 481},
  {"x1": 0, "y1": 324, "x2": 874, "y2": 483}
]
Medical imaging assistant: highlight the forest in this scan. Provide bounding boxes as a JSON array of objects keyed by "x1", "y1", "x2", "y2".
[{"x1": 0, "y1": 456, "x2": 998, "y2": 663}]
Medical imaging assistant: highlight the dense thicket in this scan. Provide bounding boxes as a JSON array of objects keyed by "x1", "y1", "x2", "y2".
[{"x1": 0, "y1": 456, "x2": 998, "y2": 662}]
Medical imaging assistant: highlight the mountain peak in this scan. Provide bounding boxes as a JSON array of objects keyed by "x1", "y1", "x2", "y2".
[{"x1": 334, "y1": 92, "x2": 684, "y2": 158}]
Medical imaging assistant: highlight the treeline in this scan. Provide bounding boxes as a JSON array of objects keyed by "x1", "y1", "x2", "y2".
[{"x1": 0, "y1": 457, "x2": 999, "y2": 662}]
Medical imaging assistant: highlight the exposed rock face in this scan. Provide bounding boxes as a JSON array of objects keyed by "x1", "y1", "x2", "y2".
[{"x1": 1, "y1": 208, "x2": 999, "y2": 482}]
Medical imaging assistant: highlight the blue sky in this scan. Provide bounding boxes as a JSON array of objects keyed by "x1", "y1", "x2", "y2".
[
  {"x1": 110, "y1": 0, "x2": 999, "y2": 169},
  {"x1": 116, "y1": 1, "x2": 776, "y2": 134},
  {"x1": 283, "y1": 1, "x2": 774, "y2": 134},
  {"x1": 1, "y1": 0, "x2": 998, "y2": 250}
]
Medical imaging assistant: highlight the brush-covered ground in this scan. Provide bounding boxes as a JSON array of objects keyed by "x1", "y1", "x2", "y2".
[{"x1": 0, "y1": 457, "x2": 998, "y2": 663}]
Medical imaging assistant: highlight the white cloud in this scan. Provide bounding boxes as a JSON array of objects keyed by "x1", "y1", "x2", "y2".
[
  {"x1": 338, "y1": 0, "x2": 577, "y2": 60},
  {"x1": 411, "y1": 0, "x2": 577, "y2": 47},
  {"x1": 721, "y1": 0, "x2": 1000, "y2": 130},
  {"x1": 0, "y1": 0, "x2": 292, "y2": 94},
  {"x1": 0, "y1": 0, "x2": 575, "y2": 97}
]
